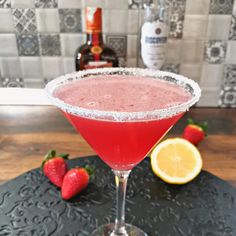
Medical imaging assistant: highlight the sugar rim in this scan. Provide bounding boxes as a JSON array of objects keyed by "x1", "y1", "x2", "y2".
[{"x1": 45, "y1": 68, "x2": 201, "y2": 122}]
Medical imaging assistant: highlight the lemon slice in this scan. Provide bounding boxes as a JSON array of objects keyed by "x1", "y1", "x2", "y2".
[{"x1": 150, "y1": 138, "x2": 202, "y2": 184}]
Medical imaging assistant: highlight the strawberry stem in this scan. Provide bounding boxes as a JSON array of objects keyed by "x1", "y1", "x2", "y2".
[
  {"x1": 58, "y1": 153, "x2": 69, "y2": 160},
  {"x1": 187, "y1": 118, "x2": 208, "y2": 133},
  {"x1": 46, "y1": 149, "x2": 56, "y2": 159},
  {"x1": 84, "y1": 165, "x2": 95, "y2": 177},
  {"x1": 41, "y1": 150, "x2": 69, "y2": 168}
]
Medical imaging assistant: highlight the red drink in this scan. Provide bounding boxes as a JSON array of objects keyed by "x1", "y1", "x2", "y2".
[
  {"x1": 54, "y1": 75, "x2": 191, "y2": 170},
  {"x1": 47, "y1": 68, "x2": 200, "y2": 236}
]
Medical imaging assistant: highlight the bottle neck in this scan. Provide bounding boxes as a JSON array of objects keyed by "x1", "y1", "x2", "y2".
[{"x1": 86, "y1": 32, "x2": 103, "y2": 46}]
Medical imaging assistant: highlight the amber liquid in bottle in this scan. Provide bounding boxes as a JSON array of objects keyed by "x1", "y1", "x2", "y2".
[{"x1": 75, "y1": 7, "x2": 118, "y2": 71}]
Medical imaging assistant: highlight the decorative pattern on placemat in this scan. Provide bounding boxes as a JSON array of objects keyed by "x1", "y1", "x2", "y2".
[{"x1": 0, "y1": 156, "x2": 235, "y2": 236}]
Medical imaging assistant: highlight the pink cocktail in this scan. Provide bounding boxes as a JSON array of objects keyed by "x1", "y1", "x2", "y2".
[{"x1": 46, "y1": 68, "x2": 201, "y2": 236}]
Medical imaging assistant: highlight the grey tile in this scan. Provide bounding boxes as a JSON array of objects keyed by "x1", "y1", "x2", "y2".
[
  {"x1": 118, "y1": 57, "x2": 126, "y2": 67},
  {"x1": 16, "y1": 34, "x2": 39, "y2": 56},
  {"x1": 204, "y1": 40, "x2": 227, "y2": 64},
  {"x1": 229, "y1": 14, "x2": 236, "y2": 40},
  {"x1": 128, "y1": 0, "x2": 153, "y2": 9},
  {"x1": 162, "y1": 63, "x2": 180, "y2": 73},
  {"x1": 2, "y1": 77, "x2": 24, "y2": 87},
  {"x1": 209, "y1": 0, "x2": 233, "y2": 14},
  {"x1": 59, "y1": 9, "x2": 82, "y2": 33},
  {"x1": 12, "y1": 9, "x2": 37, "y2": 34},
  {"x1": 35, "y1": 0, "x2": 57, "y2": 8},
  {"x1": 0, "y1": 0, "x2": 10, "y2": 8},
  {"x1": 167, "y1": 0, "x2": 186, "y2": 39},
  {"x1": 219, "y1": 86, "x2": 236, "y2": 107},
  {"x1": 167, "y1": 0, "x2": 186, "y2": 14},
  {"x1": 39, "y1": 34, "x2": 61, "y2": 56},
  {"x1": 106, "y1": 35, "x2": 127, "y2": 57},
  {"x1": 223, "y1": 65, "x2": 236, "y2": 88},
  {"x1": 24, "y1": 78, "x2": 44, "y2": 88},
  {"x1": 169, "y1": 13, "x2": 184, "y2": 38}
]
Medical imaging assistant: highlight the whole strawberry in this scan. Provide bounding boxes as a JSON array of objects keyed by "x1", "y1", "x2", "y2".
[
  {"x1": 42, "y1": 150, "x2": 69, "y2": 188},
  {"x1": 61, "y1": 166, "x2": 93, "y2": 200},
  {"x1": 183, "y1": 119, "x2": 208, "y2": 145}
]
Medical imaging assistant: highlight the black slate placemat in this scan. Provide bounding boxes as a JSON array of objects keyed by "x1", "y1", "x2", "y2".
[{"x1": 0, "y1": 156, "x2": 236, "y2": 236}]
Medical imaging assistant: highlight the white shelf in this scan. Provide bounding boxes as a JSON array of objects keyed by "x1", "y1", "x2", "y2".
[{"x1": 0, "y1": 88, "x2": 52, "y2": 105}]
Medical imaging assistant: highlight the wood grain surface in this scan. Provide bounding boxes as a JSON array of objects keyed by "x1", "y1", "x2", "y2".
[{"x1": 0, "y1": 106, "x2": 236, "y2": 187}]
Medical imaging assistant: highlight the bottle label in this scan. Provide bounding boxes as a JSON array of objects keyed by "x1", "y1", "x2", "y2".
[
  {"x1": 91, "y1": 46, "x2": 103, "y2": 55},
  {"x1": 84, "y1": 61, "x2": 113, "y2": 69},
  {"x1": 141, "y1": 20, "x2": 168, "y2": 69}
]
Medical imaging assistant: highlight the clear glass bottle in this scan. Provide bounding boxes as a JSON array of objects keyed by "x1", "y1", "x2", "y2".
[{"x1": 140, "y1": 0, "x2": 170, "y2": 69}]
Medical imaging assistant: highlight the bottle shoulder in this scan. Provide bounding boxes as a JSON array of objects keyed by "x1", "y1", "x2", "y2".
[{"x1": 75, "y1": 43, "x2": 118, "y2": 56}]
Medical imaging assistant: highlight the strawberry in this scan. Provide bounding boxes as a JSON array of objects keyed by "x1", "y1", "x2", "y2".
[
  {"x1": 42, "y1": 150, "x2": 69, "y2": 188},
  {"x1": 61, "y1": 166, "x2": 93, "y2": 200},
  {"x1": 183, "y1": 119, "x2": 208, "y2": 145}
]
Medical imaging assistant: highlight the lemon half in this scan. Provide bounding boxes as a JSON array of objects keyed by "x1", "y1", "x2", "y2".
[{"x1": 151, "y1": 138, "x2": 202, "y2": 184}]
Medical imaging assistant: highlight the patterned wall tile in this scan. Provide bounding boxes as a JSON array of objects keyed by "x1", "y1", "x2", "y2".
[
  {"x1": 39, "y1": 34, "x2": 61, "y2": 56},
  {"x1": 168, "y1": 0, "x2": 186, "y2": 14},
  {"x1": 219, "y1": 87, "x2": 236, "y2": 107},
  {"x1": 12, "y1": 9, "x2": 37, "y2": 34},
  {"x1": 128, "y1": 0, "x2": 153, "y2": 9},
  {"x1": 2, "y1": 78, "x2": 24, "y2": 87},
  {"x1": 0, "y1": 0, "x2": 10, "y2": 8},
  {"x1": 16, "y1": 34, "x2": 39, "y2": 56},
  {"x1": 169, "y1": 13, "x2": 184, "y2": 38},
  {"x1": 106, "y1": 35, "x2": 127, "y2": 57},
  {"x1": 169, "y1": 0, "x2": 186, "y2": 39},
  {"x1": 204, "y1": 40, "x2": 227, "y2": 64},
  {"x1": 223, "y1": 65, "x2": 236, "y2": 88},
  {"x1": 35, "y1": 0, "x2": 57, "y2": 8},
  {"x1": 59, "y1": 9, "x2": 81, "y2": 33},
  {"x1": 209, "y1": 0, "x2": 234, "y2": 14},
  {"x1": 229, "y1": 15, "x2": 236, "y2": 40}
]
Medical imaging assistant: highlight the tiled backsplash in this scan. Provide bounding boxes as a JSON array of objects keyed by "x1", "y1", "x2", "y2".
[{"x1": 0, "y1": 0, "x2": 236, "y2": 107}]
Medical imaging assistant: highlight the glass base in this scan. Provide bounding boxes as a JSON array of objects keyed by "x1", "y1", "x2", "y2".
[{"x1": 91, "y1": 223, "x2": 148, "y2": 236}]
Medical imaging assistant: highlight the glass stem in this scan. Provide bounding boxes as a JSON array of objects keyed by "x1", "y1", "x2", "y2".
[{"x1": 111, "y1": 170, "x2": 131, "y2": 236}]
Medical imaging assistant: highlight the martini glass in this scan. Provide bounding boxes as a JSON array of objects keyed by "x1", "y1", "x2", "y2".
[{"x1": 45, "y1": 68, "x2": 201, "y2": 236}]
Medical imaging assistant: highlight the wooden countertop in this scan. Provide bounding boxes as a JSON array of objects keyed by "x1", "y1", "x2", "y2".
[{"x1": 0, "y1": 106, "x2": 236, "y2": 187}]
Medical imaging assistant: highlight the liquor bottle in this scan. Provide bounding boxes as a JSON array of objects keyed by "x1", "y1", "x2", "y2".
[
  {"x1": 75, "y1": 7, "x2": 119, "y2": 71},
  {"x1": 140, "y1": 0, "x2": 170, "y2": 69}
]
